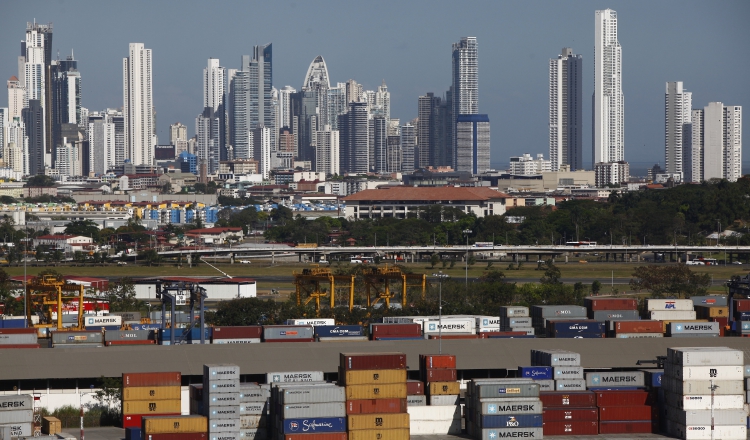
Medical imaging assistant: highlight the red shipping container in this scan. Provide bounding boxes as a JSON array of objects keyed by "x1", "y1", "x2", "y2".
[
  {"x1": 584, "y1": 298, "x2": 638, "y2": 311},
  {"x1": 599, "y1": 420, "x2": 654, "y2": 434},
  {"x1": 0, "y1": 328, "x2": 36, "y2": 334},
  {"x1": 211, "y1": 326, "x2": 263, "y2": 339},
  {"x1": 340, "y1": 352, "x2": 407, "y2": 370},
  {"x1": 107, "y1": 340, "x2": 156, "y2": 346},
  {"x1": 734, "y1": 299, "x2": 750, "y2": 312},
  {"x1": 284, "y1": 435, "x2": 347, "y2": 440},
  {"x1": 406, "y1": 380, "x2": 424, "y2": 395},
  {"x1": 369, "y1": 323, "x2": 422, "y2": 338},
  {"x1": 427, "y1": 334, "x2": 479, "y2": 339},
  {"x1": 595, "y1": 390, "x2": 653, "y2": 407},
  {"x1": 346, "y1": 398, "x2": 408, "y2": 414},
  {"x1": 421, "y1": 368, "x2": 457, "y2": 382},
  {"x1": 540, "y1": 391, "x2": 596, "y2": 407},
  {"x1": 542, "y1": 408, "x2": 598, "y2": 422},
  {"x1": 0, "y1": 344, "x2": 39, "y2": 349},
  {"x1": 599, "y1": 406, "x2": 653, "y2": 421},
  {"x1": 122, "y1": 413, "x2": 180, "y2": 429},
  {"x1": 712, "y1": 316, "x2": 729, "y2": 337},
  {"x1": 613, "y1": 320, "x2": 662, "y2": 334},
  {"x1": 263, "y1": 338, "x2": 315, "y2": 343},
  {"x1": 419, "y1": 354, "x2": 456, "y2": 369},
  {"x1": 477, "y1": 331, "x2": 527, "y2": 338},
  {"x1": 543, "y1": 421, "x2": 598, "y2": 435},
  {"x1": 145, "y1": 434, "x2": 207, "y2": 440},
  {"x1": 122, "y1": 372, "x2": 181, "y2": 388}
]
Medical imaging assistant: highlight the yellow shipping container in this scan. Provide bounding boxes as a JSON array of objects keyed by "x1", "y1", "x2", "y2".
[
  {"x1": 427, "y1": 381, "x2": 460, "y2": 395},
  {"x1": 661, "y1": 319, "x2": 708, "y2": 333},
  {"x1": 696, "y1": 306, "x2": 729, "y2": 318},
  {"x1": 122, "y1": 399, "x2": 182, "y2": 415},
  {"x1": 142, "y1": 416, "x2": 208, "y2": 434},
  {"x1": 347, "y1": 413, "x2": 410, "y2": 431},
  {"x1": 348, "y1": 428, "x2": 410, "y2": 440},
  {"x1": 340, "y1": 369, "x2": 406, "y2": 386},
  {"x1": 123, "y1": 386, "x2": 182, "y2": 401},
  {"x1": 345, "y1": 383, "x2": 407, "y2": 400},
  {"x1": 42, "y1": 417, "x2": 61, "y2": 435}
]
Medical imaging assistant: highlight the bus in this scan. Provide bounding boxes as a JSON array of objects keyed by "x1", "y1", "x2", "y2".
[{"x1": 566, "y1": 241, "x2": 597, "y2": 247}]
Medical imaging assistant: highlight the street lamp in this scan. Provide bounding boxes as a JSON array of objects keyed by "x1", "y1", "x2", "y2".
[
  {"x1": 462, "y1": 229, "x2": 472, "y2": 288},
  {"x1": 80, "y1": 384, "x2": 95, "y2": 440},
  {"x1": 432, "y1": 271, "x2": 450, "y2": 354}
]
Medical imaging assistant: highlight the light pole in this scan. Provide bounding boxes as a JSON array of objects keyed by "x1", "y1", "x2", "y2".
[
  {"x1": 80, "y1": 384, "x2": 94, "y2": 440},
  {"x1": 432, "y1": 272, "x2": 450, "y2": 354},
  {"x1": 462, "y1": 229, "x2": 472, "y2": 288}
]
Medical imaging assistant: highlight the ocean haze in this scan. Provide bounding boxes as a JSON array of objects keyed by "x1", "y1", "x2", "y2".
[{"x1": 1, "y1": 0, "x2": 747, "y2": 170}]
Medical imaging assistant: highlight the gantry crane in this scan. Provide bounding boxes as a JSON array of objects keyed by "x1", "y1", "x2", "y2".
[
  {"x1": 293, "y1": 266, "x2": 356, "y2": 314},
  {"x1": 363, "y1": 265, "x2": 426, "y2": 308},
  {"x1": 25, "y1": 274, "x2": 85, "y2": 331}
]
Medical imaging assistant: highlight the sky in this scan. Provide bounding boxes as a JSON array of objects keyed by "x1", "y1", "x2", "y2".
[{"x1": 1, "y1": 0, "x2": 748, "y2": 172}]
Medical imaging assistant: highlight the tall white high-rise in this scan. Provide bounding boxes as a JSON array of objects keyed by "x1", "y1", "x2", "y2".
[
  {"x1": 88, "y1": 117, "x2": 115, "y2": 175},
  {"x1": 7, "y1": 76, "x2": 24, "y2": 120},
  {"x1": 549, "y1": 48, "x2": 583, "y2": 171},
  {"x1": 316, "y1": 125, "x2": 339, "y2": 175},
  {"x1": 276, "y1": 86, "x2": 296, "y2": 130},
  {"x1": 122, "y1": 43, "x2": 155, "y2": 166},
  {"x1": 452, "y1": 37, "x2": 478, "y2": 170},
  {"x1": 691, "y1": 102, "x2": 742, "y2": 182},
  {"x1": 664, "y1": 82, "x2": 692, "y2": 178},
  {"x1": 593, "y1": 9, "x2": 624, "y2": 166},
  {"x1": 375, "y1": 80, "x2": 390, "y2": 121},
  {"x1": 203, "y1": 58, "x2": 225, "y2": 112}
]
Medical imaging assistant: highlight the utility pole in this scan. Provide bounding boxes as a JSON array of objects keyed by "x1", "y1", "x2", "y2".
[
  {"x1": 432, "y1": 272, "x2": 450, "y2": 354},
  {"x1": 463, "y1": 229, "x2": 472, "y2": 288}
]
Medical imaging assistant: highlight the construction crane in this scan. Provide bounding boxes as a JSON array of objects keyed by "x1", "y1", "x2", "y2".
[
  {"x1": 25, "y1": 274, "x2": 85, "y2": 331},
  {"x1": 363, "y1": 265, "x2": 426, "y2": 308},
  {"x1": 293, "y1": 266, "x2": 355, "y2": 314}
]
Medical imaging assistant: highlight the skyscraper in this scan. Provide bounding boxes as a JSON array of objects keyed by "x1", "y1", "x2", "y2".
[
  {"x1": 123, "y1": 43, "x2": 155, "y2": 166},
  {"x1": 203, "y1": 58, "x2": 226, "y2": 161},
  {"x1": 417, "y1": 93, "x2": 435, "y2": 169},
  {"x1": 316, "y1": 125, "x2": 339, "y2": 175},
  {"x1": 369, "y1": 115, "x2": 388, "y2": 172},
  {"x1": 451, "y1": 37, "x2": 478, "y2": 170},
  {"x1": 7, "y1": 77, "x2": 24, "y2": 120},
  {"x1": 664, "y1": 82, "x2": 692, "y2": 179},
  {"x1": 400, "y1": 123, "x2": 416, "y2": 173},
  {"x1": 338, "y1": 101, "x2": 368, "y2": 173},
  {"x1": 22, "y1": 99, "x2": 44, "y2": 175},
  {"x1": 196, "y1": 108, "x2": 221, "y2": 173},
  {"x1": 231, "y1": 46, "x2": 274, "y2": 160},
  {"x1": 549, "y1": 48, "x2": 583, "y2": 171},
  {"x1": 23, "y1": 22, "x2": 54, "y2": 166},
  {"x1": 455, "y1": 114, "x2": 490, "y2": 174},
  {"x1": 692, "y1": 102, "x2": 742, "y2": 182},
  {"x1": 593, "y1": 9, "x2": 624, "y2": 167},
  {"x1": 88, "y1": 113, "x2": 115, "y2": 175},
  {"x1": 51, "y1": 54, "x2": 82, "y2": 158}
]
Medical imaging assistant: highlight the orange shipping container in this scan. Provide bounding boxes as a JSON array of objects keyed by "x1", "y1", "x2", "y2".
[
  {"x1": 122, "y1": 400, "x2": 181, "y2": 415},
  {"x1": 123, "y1": 386, "x2": 181, "y2": 401},
  {"x1": 427, "y1": 381, "x2": 460, "y2": 395},
  {"x1": 142, "y1": 416, "x2": 207, "y2": 434},
  {"x1": 345, "y1": 383, "x2": 407, "y2": 400},
  {"x1": 695, "y1": 305, "x2": 729, "y2": 318},
  {"x1": 338, "y1": 368, "x2": 406, "y2": 386},
  {"x1": 123, "y1": 372, "x2": 181, "y2": 387},
  {"x1": 347, "y1": 413, "x2": 410, "y2": 431},
  {"x1": 348, "y1": 428, "x2": 410, "y2": 440}
]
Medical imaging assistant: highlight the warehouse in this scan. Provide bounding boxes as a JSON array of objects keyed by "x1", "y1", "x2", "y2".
[{"x1": 132, "y1": 276, "x2": 256, "y2": 300}]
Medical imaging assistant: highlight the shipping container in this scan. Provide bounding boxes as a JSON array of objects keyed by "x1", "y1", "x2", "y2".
[
  {"x1": 263, "y1": 338, "x2": 315, "y2": 343},
  {"x1": 647, "y1": 299, "x2": 694, "y2": 311},
  {"x1": 555, "y1": 380, "x2": 586, "y2": 391},
  {"x1": 0, "y1": 422, "x2": 31, "y2": 437},
  {"x1": 0, "y1": 394, "x2": 32, "y2": 410},
  {"x1": 553, "y1": 367, "x2": 583, "y2": 380},
  {"x1": 481, "y1": 427, "x2": 544, "y2": 439},
  {"x1": 347, "y1": 413, "x2": 409, "y2": 430},
  {"x1": 285, "y1": 318, "x2": 335, "y2": 326},
  {"x1": 667, "y1": 321, "x2": 720, "y2": 335},
  {"x1": 690, "y1": 295, "x2": 728, "y2": 306},
  {"x1": 476, "y1": 316, "x2": 501, "y2": 330},
  {"x1": 530, "y1": 349, "x2": 581, "y2": 366},
  {"x1": 584, "y1": 297, "x2": 638, "y2": 311},
  {"x1": 695, "y1": 305, "x2": 729, "y2": 318},
  {"x1": 479, "y1": 399, "x2": 543, "y2": 415},
  {"x1": 50, "y1": 331, "x2": 103, "y2": 344},
  {"x1": 539, "y1": 391, "x2": 595, "y2": 407},
  {"x1": 240, "y1": 402, "x2": 268, "y2": 415},
  {"x1": 500, "y1": 306, "x2": 529, "y2": 317},
  {"x1": 478, "y1": 414, "x2": 542, "y2": 428},
  {"x1": 735, "y1": 299, "x2": 750, "y2": 312},
  {"x1": 123, "y1": 372, "x2": 181, "y2": 388},
  {"x1": 124, "y1": 427, "x2": 140, "y2": 440},
  {"x1": 84, "y1": 315, "x2": 122, "y2": 327},
  {"x1": 598, "y1": 405, "x2": 652, "y2": 421},
  {"x1": 662, "y1": 377, "x2": 744, "y2": 395},
  {"x1": 346, "y1": 429, "x2": 408, "y2": 440},
  {"x1": 664, "y1": 364, "x2": 743, "y2": 381},
  {"x1": 282, "y1": 386, "x2": 345, "y2": 404},
  {"x1": 599, "y1": 420, "x2": 654, "y2": 434},
  {"x1": 338, "y1": 368, "x2": 406, "y2": 386},
  {"x1": 141, "y1": 416, "x2": 207, "y2": 434},
  {"x1": 204, "y1": 393, "x2": 240, "y2": 407},
  {"x1": 665, "y1": 407, "x2": 748, "y2": 426},
  {"x1": 546, "y1": 320, "x2": 605, "y2": 337},
  {"x1": 419, "y1": 354, "x2": 457, "y2": 369},
  {"x1": 613, "y1": 320, "x2": 663, "y2": 334},
  {"x1": 422, "y1": 318, "x2": 476, "y2": 335},
  {"x1": 368, "y1": 323, "x2": 421, "y2": 339},
  {"x1": 534, "y1": 380, "x2": 554, "y2": 391},
  {"x1": 429, "y1": 395, "x2": 459, "y2": 406},
  {"x1": 211, "y1": 326, "x2": 263, "y2": 340},
  {"x1": 0, "y1": 328, "x2": 36, "y2": 334},
  {"x1": 474, "y1": 383, "x2": 539, "y2": 398},
  {"x1": 239, "y1": 415, "x2": 266, "y2": 429},
  {"x1": 422, "y1": 368, "x2": 457, "y2": 382},
  {"x1": 208, "y1": 406, "x2": 241, "y2": 419},
  {"x1": 123, "y1": 414, "x2": 179, "y2": 429},
  {"x1": 406, "y1": 395, "x2": 427, "y2": 406},
  {"x1": 123, "y1": 400, "x2": 181, "y2": 415},
  {"x1": 518, "y1": 366, "x2": 552, "y2": 380},
  {"x1": 209, "y1": 419, "x2": 240, "y2": 432},
  {"x1": 588, "y1": 310, "x2": 640, "y2": 321},
  {"x1": 427, "y1": 334, "x2": 478, "y2": 340},
  {"x1": 498, "y1": 317, "x2": 532, "y2": 328},
  {"x1": 664, "y1": 392, "x2": 744, "y2": 410},
  {"x1": 313, "y1": 325, "x2": 364, "y2": 337},
  {"x1": 427, "y1": 382, "x2": 461, "y2": 396},
  {"x1": 340, "y1": 353, "x2": 406, "y2": 370},
  {"x1": 0, "y1": 410, "x2": 32, "y2": 424},
  {"x1": 585, "y1": 372, "x2": 645, "y2": 389},
  {"x1": 641, "y1": 369, "x2": 663, "y2": 388},
  {"x1": 345, "y1": 383, "x2": 407, "y2": 400},
  {"x1": 406, "y1": 380, "x2": 424, "y2": 395},
  {"x1": 204, "y1": 364, "x2": 240, "y2": 381},
  {"x1": 615, "y1": 333, "x2": 663, "y2": 338},
  {"x1": 531, "y1": 305, "x2": 587, "y2": 318},
  {"x1": 649, "y1": 310, "x2": 697, "y2": 321},
  {"x1": 266, "y1": 371, "x2": 324, "y2": 383},
  {"x1": 210, "y1": 338, "x2": 261, "y2": 344},
  {"x1": 542, "y1": 421, "x2": 598, "y2": 435},
  {"x1": 668, "y1": 423, "x2": 746, "y2": 439},
  {"x1": 146, "y1": 434, "x2": 207, "y2": 440},
  {"x1": 542, "y1": 408, "x2": 597, "y2": 421},
  {"x1": 204, "y1": 380, "x2": 240, "y2": 393},
  {"x1": 0, "y1": 333, "x2": 37, "y2": 344},
  {"x1": 106, "y1": 340, "x2": 157, "y2": 346},
  {"x1": 262, "y1": 325, "x2": 313, "y2": 340},
  {"x1": 123, "y1": 386, "x2": 181, "y2": 401},
  {"x1": 346, "y1": 398, "x2": 407, "y2": 414},
  {"x1": 281, "y1": 417, "x2": 345, "y2": 434},
  {"x1": 281, "y1": 403, "x2": 346, "y2": 419}
]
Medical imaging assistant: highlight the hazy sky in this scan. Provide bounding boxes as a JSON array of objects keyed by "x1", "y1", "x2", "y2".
[{"x1": 2, "y1": 0, "x2": 748, "y2": 169}]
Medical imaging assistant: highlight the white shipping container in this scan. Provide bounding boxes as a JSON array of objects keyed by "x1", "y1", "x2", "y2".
[
  {"x1": 647, "y1": 299, "x2": 694, "y2": 311},
  {"x1": 534, "y1": 380, "x2": 554, "y2": 391},
  {"x1": 479, "y1": 398, "x2": 543, "y2": 415},
  {"x1": 429, "y1": 395, "x2": 459, "y2": 406},
  {"x1": 665, "y1": 406, "x2": 748, "y2": 426},
  {"x1": 553, "y1": 367, "x2": 584, "y2": 380},
  {"x1": 211, "y1": 338, "x2": 261, "y2": 344},
  {"x1": 669, "y1": 423, "x2": 746, "y2": 440},
  {"x1": 662, "y1": 377, "x2": 745, "y2": 395},
  {"x1": 284, "y1": 318, "x2": 335, "y2": 326},
  {"x1": 666, "y1": 392, "x2": 745, "y2": 410},
  {"x1": 615, "y1": 333, "x2": 663, "y2": 338},
  {"x1": 423, "y1": 318, "x2": 476, "y2": 334},
  {"x1": 649, "y1": 310, "x2": 697, "y2": 321},
  {"x1": 0, "y1": 410, "x2": 32, "y2": 424},
  {"x1": 407, "y1": 395, "x2": 427, "y2": 406},
  {"x1": 0, "y1": 422, "x2": 32, "y2": 438},
  {"x1": 266, "y1": 371, "x2": 324, "y2": 383},
  {"x1": 667, "y1": 347, "x2": 744, "y2": 366},
  {"x1": 84, "y1": 315, "x2": 122, "y2": 327},
  {"x1": 409, "y1": 419, "x2": 462, "y2": 435},
  {"x1": 408, "y1": 405, "x2": 461, "y2": 421},
  {"x1": 476, "y1": 316, "x2": 501, "y2": 329},
  {"x1": 499, "y1": 306, "x2": 529, "y2": 317},
  {"x1": 665, "y1": 364, "x2": 744, "y2": 381},
  {"x1": 555, "y1": 379, "x2": 586, "y2": 391},
  {"x1": 0, "y1": 395, "x2": 32, "y2": 411}
]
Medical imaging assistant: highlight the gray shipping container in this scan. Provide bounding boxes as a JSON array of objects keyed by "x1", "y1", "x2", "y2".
[
  {"x1": 239, "y1": 415, "x2": 266, "y2": 429},
  {"x1": 667, "y1": 321, "x2": 720, "y2": 335},
  {"x1": 281, "y1": 386, "x2": 345, "y2": 404},
  {"x1": 555, "y1": 379, "x2": 586, "y2": 391},
  {"x1": 50, "y1": 331, "x2": 103, "y2": 344},
  {"x1": 0, "y1": 334, "x2": 37, "y2": 345},
  {"x1": 615, "y1": 333, "x2": 663, "y2": 338},
  {"x1": 666, "y1": 347, "x2": 743, "y2": 366},
  {"x1": 209, "y1": 419, "x2": 241, "y2": 432},
  {"x1": 204, "y1": 380, "x2": 240, "y2": 393},
  {"x1": 553, "y1": 367, "x2": 584, "y2": 380},
  {"x1": 531, "y1": 349, "x2": 581, "y2": 367},
  {"x1": 499, "y1": 306, "x2": 529, "y2": 317},
  {"x1": 204, "y1": 364, "x2": 241, "y2": 381},
  {"x1": 52, "y1": 343, "x2": 102, "y2": 348},
  {"x1": 204, "y1": 393, "x2": 241, "y2": 407},
  {"x1": 208, "y1": 407, "x2": 241, "y2": 419},
  {"x1": 590, "y1": 310, "x2": 640, "y2": 321},
  {"x1": 240, "y1": 388, "x2": 270, "y2": 402},
  {"x1": 240, "y1": 402, "x2": 268, "y2": 415},
  {"x1": 104, "y1": 330, "x2": 154, "y2": 342},
  {"x1": 689, "y1": 296, "x2": 728, "y2": 307},
  {"x1": 282, "y1": 402, "x2": 346, "y2": 419},
  {"x1": 498, "y1": 317, "x2": 532, "y2": 327},
  {"x1": 0, "y1": 395, "x2": 32, "y2": 411},
  {"x1": 207, "y1": 434, "x2": 241, "y2": 440},
  {"x1": 531, "y1": 305, "x2": 587, "y2": 318},
  {"x1": 407, "y1": 395, "x2": 427, "y2": 406},
  {"x1": 665, "y1": 406, "x2": 746, "y2": 426},
  {"x1": 0, "y1": 410, "x2": 32, "y2": 424},
  {"x1": 429, "y1": 395, "x2": 459, "y2": 406},
  {"x1": 479, "y1": 398, "x2": 543, "y2": 415},
  {"x1": 534, "y1": 380, "x2": 554, "y2": 391},
  {"x1": 262, "y1": 326, "x2": 313, "y2": 340},
  {"x1": 237, "y1": 428, "x2": 266, "y2": 440},
  {"x1": 110, "y1": 312, "x2": 142, "y2": 321},
  {"x1": 745, "y1": 366, "x2": 750, "y2": 377},
  {"x1": 585, "y1": 371, "x2": 645, "y2": 388},
  {"x1": 266, "y1": 371, "x2": 324, "y2": 383},
  {"x1": 0, "y1": 422, "x2": 32, "y2": 438},
  {"x1": 669, "y1": 333, "x2": 719, "y2": 338},
  {"x1": 481, "y1": 428, "x2": 543, "y2": 440},
  {"x1": 476, "y1": 383, "x2": 540, "y2": 399},
  {"x1": 662, "y1": 377, "x2": 744, "y2": 395}
]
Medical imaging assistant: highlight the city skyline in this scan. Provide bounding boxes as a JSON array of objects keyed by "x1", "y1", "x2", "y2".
[{"x1": 1, "y1": 0, "x2": 747, "y2": 171}]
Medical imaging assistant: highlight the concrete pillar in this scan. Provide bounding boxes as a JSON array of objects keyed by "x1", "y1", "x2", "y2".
[
  {"x1": 272, "y1": 251, "x2": 275, "y2": 265},
  {"x1": 230, "y1": 253, "x2": 235, "y2": 264},
  {"x1": 187, "y1": 253, "x2": 192, "y2": 267},
  {"x1": 606, "y1": 253, "x2": 610, "y2": 262},
  {"x1": 565, "y1": 255, "x2": 568, "y2": 264}
]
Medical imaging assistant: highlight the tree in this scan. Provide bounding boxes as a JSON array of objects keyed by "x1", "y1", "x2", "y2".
[
  {"x1": 209, "y1": 297, "x2": 282, "y2": 326},
  {"x1": 540, "y1": 261, "x2": 562, "y2": 284},
  {"x1": 65, "y1": 220, "x2": 101, "y2": 242},
  {"x1": 0, "y1": 268, "x2": 22, "y2": 315},
  {"x1": 25, "y1": 175, "x2": 56, "y2": 187},
  {"x1": 430, "y1": 253, "x2": 440, "y2": 269},
  {"x1": 591, "y1": 280, "x2": 602, "y2": 295},
  {"x1": 104, "y1": 278, "x2": 143, "y2": 312},
  {"x1": 629, "y1": 264, "x2": 711, "y2": 298}
]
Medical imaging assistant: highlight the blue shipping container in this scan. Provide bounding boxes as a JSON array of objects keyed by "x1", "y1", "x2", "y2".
[
  {"x1": 518, "y1": 367, "x2": 553, "y2": 380},
  {"x1": 645, "y1": 370, "x2": 663, "y2": 388},
  {"x1": 480, "y1": 414, "x2": 543, "y2": 429},
  {"x1": 125, "y1": 427, "x2": 141, "y2": 440},
  {"x1": 87, "y1": 326, "x2": 121, "y2": 331},
  {"x1": 735, "y1": 312, "x2": 750, "y2": 320},
  {"x1": 282, "y1": 418, "x2": 346, "y2": 434},
  {"x1": 314, "y1": 325, "x2": 364, "y2": 337},
  {"x1": 0, "y1": 319, "x2": 26, "y2": 329},
  {"x1": 160, "y1": 328, "x2": 212, "y2": 340},
  {"x1": 131, "y1": 324, "x2": 162, "y2": 331}
]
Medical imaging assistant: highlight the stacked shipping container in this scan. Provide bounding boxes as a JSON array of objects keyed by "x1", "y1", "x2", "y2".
[
  {"x1": 211, "y1": 326, "x2": 262, "y2": 344},
  {"x1": 465, "y1": 378, "x2": 543, "y2": 439},
  {"x1": 0, "y1": 395, "x2": 33, "y2": 438},
  {"x1": 595, "y1": 389, "x2": 655, "y2": 434},
  {"x1": 238, "y1": 383, "x2": 270, "y2": 439},
  {"x1": 499, "y1": 306, "x2": 535, "y2": 336},
  {"x1": 530, "y1": 306, "x2": 587, "y2": 336},
  {"x1": 273, "y1": 383, "x2": 346, "y2": 440},
  {"x1": 531, "y1": 349, "x2": 586, "y2": 392},
  {"x1": 202, "y1": 364, "x2": 241, "y2": 440},
  {"x1": 409, "y1": 354, "x2": 461, "y2": 435},
  {"x1": 0, "y1": 328, "x2": 39, "y2": 349},
  {"x1": 540, "y1": 391, "x2": 598, "y2": 435},
  {"x1": 141, "y1": 415, "x2": 208, "y2": 440},
  {"x1": 122, "y1": 372, "x2": 182, "y2": 429}
]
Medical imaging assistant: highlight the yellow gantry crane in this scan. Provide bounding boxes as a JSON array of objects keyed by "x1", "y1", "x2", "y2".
[
  {"x1": 25, "y1": 274, "x2": 85, "y2": 331},
  {"x1": 293, "y1": 266, "x2": 356, "y2": 314},
  {"x1": 363, "y1": 265, "x2": 426, "y2": 308}
]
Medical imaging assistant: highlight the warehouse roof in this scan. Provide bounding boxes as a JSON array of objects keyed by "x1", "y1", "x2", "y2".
[
  {"x1": 1, "y1": 338, "x2": 748, "y2": 381},
  {"x1": 343, "y1": 187, "x2": 509, "y2": 202}
]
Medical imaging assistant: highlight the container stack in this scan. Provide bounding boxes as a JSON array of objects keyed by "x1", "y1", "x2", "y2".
[
  {"x1": 122, "y1": 372, "x2": 182, "y2": 429},
  {"x1": 0, "y1": 395, "x2": 33, "y2": 439},
  {"x1": 0, "y1": 328, "x2": 39, "y2": 349},
  {"x1": 500, "y1": 306, "x2": 534, "y2": 335},
  {"x1": 340, "y1": 352, "x2": 410, "y2": 440},
  {"x1": 595, "y1": 388, "x2": 655, "y2": 435},
  {"x1": 545, "y1": 320, "x2": 605, "y2": 338},
  {"x1": 141, "y1": 416, "x2": 208, "y2": 440},
  {"x1": 609, "y1": 320, "x2": 663, "y2": 338},
  {"x1": 285, "y1": 318, "x2": 335, "y2": 327},
  {"x1": 584, "y1": 297, "x2": 639, "y2": 323},
  {"x1": 406, "y1": 379, "x2": 426, "y2": 407},
  {"x1": 663, "y1": 347, "x2": 747, "y2": 439},
  {"x1": 422, "y1": 318, "x2": 476, "y2": 339},
  {"x1": 369, "y1": 323, "x2": 422, "y2": 341},
  {"x1": 160, "y1": 328, "x2": 212, "y2": 345},
  {"x1": 104, "y1": 329, "x2": 156, "y2": 346},
  {"x1": 211, "y1": 326, "x2": 262, "y2": 344},
  {"x1": 275, "y1": 383, "x2": 346, "y2": 440},
  {"x1": 540, "y1": 390, "x2": 598, "y2": 435},
  {"x1": 645, "y1": 299, "x2": 696, "y2": 331},
  {"x1": 203, "y1": 364, "x2": 241, "y2": 440},
  {"x1": 641, "y1": 368, "x2": 665, "y2": 433},
  {"x1": 238, "y1": 383, "x2": 270, "y2": 439},
  {"x1": 189, "y1": 384, "x2": 204, "y2": 416},
  {"x1": 734, "y1": 299, "x2": 750, "y2": 336},
  {"x1": 695, "y1": 305, "x2": 729, "y2": 336},
  {"x1": 409, "y1": 354, "x2": 461, "y2": 435},
  {"x1": 262, "y1": 325, "x2": 314, "y2": 343},
  {"x1": 667, "y1": 321, "x2": 720, "y2": 338},
  {"x1": 530, "y1": 306, "x2": 587, "y2": 336},
  {"x1": 315, "y1": 325, "x2": 367, "y2": 342},
  {"x1": 518, "y1": 366, "x2": 554, "y2": 391},
  {"x1": 531, "y1": 349, "x2": 586, "y2": 392},
  {"x1": 475, "y1": 316, "x2": 501, "y2": 333},
  {"x1": 465, "y1": 378, "x2": 543, "y2": 439},
  {"x1": 51, "y1": 330, "x2": 104, "y2": 348}
]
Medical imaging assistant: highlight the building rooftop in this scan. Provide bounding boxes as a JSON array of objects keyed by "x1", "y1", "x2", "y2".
[{"x1": 343, "y1": 186, "x2": 509, "y2": 202}]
